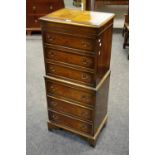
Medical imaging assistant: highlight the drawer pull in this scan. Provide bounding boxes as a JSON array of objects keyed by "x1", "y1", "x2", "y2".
[
  {"x1": 82, "y1": 58, "x2": 88, "y2": 65},
  {"x1": 52, "y1": 102, "x2": 57, "y2": 106},
  {"x1": 32, "y1": 6, "x2": 36, "y2": 10},
  {"x1": 48, "y1": 51, "x2": 55, "y2": 57},
  {"x1": 52, "y1": 115, "x2": 58, "y2": 120},
  {"x1": 80, "y1": 124, "x2": 88, "y2": 131},
  {"x1": 81, "y1": 41, "x2": 89, "y2": 47},
  {"x1": 99, "y1": 43, "x2": 102, "y2": 47},
  {"x1": 34, "y1": 19, "x2": 38, "y2": 23},
  {"x1": 46, "y1": 35, "x2": 54, "y2": 41},
  {"x1": 49, "y1": 66, "x2": 55, "y2": 72},
  {"x1": 81, "y1": 111, "x2": 89, "y2": 118},
  {"x1": 81, "y1": 73, "x2": 88, "y2": 80},
  {"x1": 81, "y1": 95, "x2": 89, "y2": 102},
  {"x1": 50, "y1": 86, "x2": 55, "y2": 92},
  {"x1": 49, "y1": 5, "x2": 53, "y2": 10},
  {"x1": 98, "y1": 39, "x2": 101, "y2": 43}
]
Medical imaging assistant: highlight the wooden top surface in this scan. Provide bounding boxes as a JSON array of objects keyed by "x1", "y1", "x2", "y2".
[{"x1": 40, "y1": 8, "x2": 115, "y2": 28}]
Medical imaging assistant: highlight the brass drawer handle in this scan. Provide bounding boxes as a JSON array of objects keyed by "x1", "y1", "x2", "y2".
[
  {"x1": 46, "y1": 35, "x2": 54, "y2": 41},
  {"x1": 81, "y1": 73, "x2": 88, "y2": 80},
  {"x1": 81, "y1": 111, "x2": 89, "y2": 118},
  {"x1": 52, "y1": 102, "x2": 57, "y2": 106},
  {"x1": 52, "y1": 114, "x2": 58, "y2": 120},
  {"x1": 34, "y1": 19, "x2": 38, "y2": 23},
  {"x1": 80, "y1": 124, "x2": 88, "y2": 131},
  {"x1": 50, "y1": 86, "x2": 56, "y2": 92},
  {"x1": 49, "y1": 5, "x2": 53, "y2": 10},
  {"x1": 49, "y1": 66, "x2": 55, "y2": 72},
  {"x1": 32, "y1": 6, "x2": 36, "y2": 10},
  {"x1": 48, "y1": 51, "x2": 55, "y2": 57},
  {"x1": 81, "y1": 41, "x2": 89, "y2": 47},
  {"x1": 81, "y1": 95, "x2": 89, "y2": 102},
  {"x1": 98, "y1": 39, "x2": 101, "y2": 43},
  {"x1": 82, "y1": 58, "x2": 89, "y2": 65}
]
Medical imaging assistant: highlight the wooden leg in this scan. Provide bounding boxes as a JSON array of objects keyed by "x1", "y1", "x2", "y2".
[
  {"x1": 123, "y1": 28, "x2": 129, "y2": 49},
  {"x1": 27, "y1": 30, "x2": 32, "y2": 36},
  {"x1": 88, "y1": 138, "x2": 97, "y2": 147}
]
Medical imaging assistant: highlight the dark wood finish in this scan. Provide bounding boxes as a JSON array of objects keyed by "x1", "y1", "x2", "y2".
[
  {"x1": 41, "y1": 18, "x2": 114, "y2": 87},
  {"x1": 47, "y1": 96, "x2": 93, "y2": 121},
  {"x1": 44, "y1": 32, "x2": 95, "y2": 51},
  {"x1": 45, "y1": 77, "x2": 95, "y2": 107},
  {"x1": 48, "y1": 110, "x2": 93, "y2": 134},
  {"x1": 26, "y1": 0, "x2": 64, "y2": 35},
  {"x1": 44, "y1": 45, "x2": 95, "y2": 69},
  {"x1": 40, "y1": 9, "x2": 114, "y2": 147},
  {"x1": 46, "y1": 62, "x2": 95, "y2": 86}
]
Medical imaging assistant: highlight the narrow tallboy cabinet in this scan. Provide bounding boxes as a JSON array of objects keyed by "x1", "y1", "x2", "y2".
[{"x1": 40, "y1": 9, "x2": 114, "y2": 147}]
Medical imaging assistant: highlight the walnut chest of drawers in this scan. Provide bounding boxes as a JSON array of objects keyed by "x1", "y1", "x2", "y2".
[{"x1": 40, "y1": 8, "x2": 114, "y2": 147}]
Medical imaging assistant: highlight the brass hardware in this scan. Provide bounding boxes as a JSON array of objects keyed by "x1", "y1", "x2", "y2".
[
  {"x1": 82, "y1": 58, "x2": 88, "y2": 65},
  {"x1": 49, "y1": 66, "x2": 55, "y2": 72},
  {"x1": 49, "y1": 51, "x2": 55, "y2": 57},
  {"x1": 52, "y1": 115, "x2": 58, "y2": 120},
  {"x1": 34, "y1": 19, "x2": 38, "y2": 23},
  {"x1": 49, "y1": 5, "x2": 53, "y2": 10},
  {"x1": 52, "y1": 102, "x2": 57, "y2": 106},
  {"x1": 81, "y1": 95, "x2": 89, "y2": 102},
  {"x1": 81, "y1": 73, "x2": 88, "y2": 80},
  {"x1": 98, "y1": 39, "x2": 101, "y2": 43},
  {"x1": 32, "y1": 6, "x2": 36, "y2": 10},
  {"x1": 81, "y1": 111, "x2": 89, "y2": 118},
  {"x1": 99, "y1": 43, "x2": 102, "y2": 46},
  {"x1": 50, "y1": 85, "x2": 55, "y2": 92},
  {"x1": 81, "y1": 41, "x2": 88, "y2": 47},
  {"x1": 47, "y1": 35, "x2": 54, "y2": 41},
  {"x1": 80, "y1": 124, "x2": 87, "y2": 130},
  {"x1": 98, "y1": 51, "x2": 101, "y2": 55}
]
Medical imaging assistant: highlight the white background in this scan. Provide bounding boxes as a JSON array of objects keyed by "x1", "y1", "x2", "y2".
[{"x1": 0, "y1": 0, "x2": 155, "y2": 154}]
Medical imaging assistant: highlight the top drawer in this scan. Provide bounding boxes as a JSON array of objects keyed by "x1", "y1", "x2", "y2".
[
  {"x1": 27, "y1": 0, "x2": 64, "y2": 14},
  {"x1": 43, "y1": 32, "x2": 95, "y2": 52}
]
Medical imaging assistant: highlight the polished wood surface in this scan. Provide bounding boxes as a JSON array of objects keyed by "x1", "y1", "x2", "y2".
[
  {"x1": 40, "y1": 8, "x2": 115, "y2": 28},
  {"x1": 40, "y1": 8, "x2": 114, "y2": 147},
  {"x1": 47, "y1": 96, "x2": 93, "y2": 121},
  {"x1": 26, "y1": 0, "x2": 64, "y2": 35}
]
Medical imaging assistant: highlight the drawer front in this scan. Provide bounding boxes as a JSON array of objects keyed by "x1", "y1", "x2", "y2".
[
  {"x1": 27, "y1": 1, "x2": 64, "y2": 14},
  {"x1": 45, "y1": 79, "x2": 95, "y2": 107},
  {"x1": 44, "y1": 32, "x2": 95, "y2": 51},
  {"x1": 48, "y1": 111, "x2": 92, "y2": 134},
  {"x1": 46, "y1": 63, "x2": 95, "y2": 85},
  {"x1": 47, "y1": 97, "x2": 93, "y2": 121},
  {"x1": 27, "y1": 15, "x2": 40, "y2": 28},
  {"x1": 44, "y1": 47, "x2": 95, "y2": 69}
]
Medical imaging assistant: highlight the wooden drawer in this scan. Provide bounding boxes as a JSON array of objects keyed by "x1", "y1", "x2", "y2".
[
  {"x1": 27, "y1": 15, "x2": 40, "y2": 28},
  {"x1": 45, "y1": 78, "x2": 95, "y2": 107},
  {"x1": 27, "y1": 0, "x2": 63, "y2": 14},
  {"x1": 47, "y1": 96, "x2": 93, "y2": 121},
  {"x1": 44, "y1": 46, "x2": 95, "y2": 69},
  {"x1": 48, "y1": 111, "x2": 92, "y2": 134},
  {"x1": 43, "y1": 32, "x2": 95, "y2": 51},
  {"x1": 46, "y1": 62, "x2": 95, "y2": 86}
]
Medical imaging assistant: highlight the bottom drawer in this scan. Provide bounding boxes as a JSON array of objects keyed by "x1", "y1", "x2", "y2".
[{"x1": 48, "y1": 111, "x2": 92, "y2": 134}]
